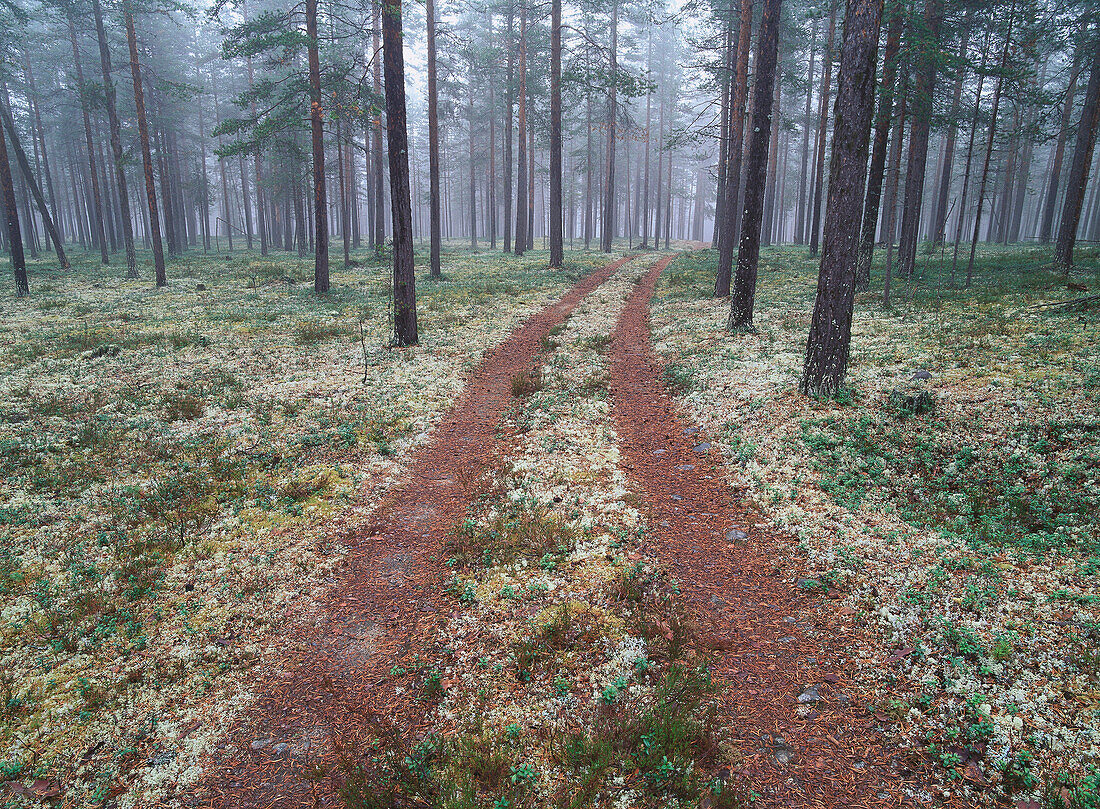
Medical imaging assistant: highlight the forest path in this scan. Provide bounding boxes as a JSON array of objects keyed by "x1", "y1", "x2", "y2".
[
  {"x1": 198, "y1": 255, "x2": 636, "y2": 808},
  {"x1": 607, "y1": 256, "x2": 915, "y2": 808}
]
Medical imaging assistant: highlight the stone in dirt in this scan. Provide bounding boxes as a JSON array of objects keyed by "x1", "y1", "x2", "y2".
[
  {"x1": 250, "y1": 739, "x2": 271, "y2": 751},
  {"x1": 910, "y1": 369, "x2": 933, "y2": 380},
  {"x1": 726, "y1": 528, "x2": 749, "y2": 541},
  {"x1": 798, "y1": 685, "x2": 821, "y2": 704},
  {"x1": 693, "y1": 443, "x2": 711, "y2": 453}
]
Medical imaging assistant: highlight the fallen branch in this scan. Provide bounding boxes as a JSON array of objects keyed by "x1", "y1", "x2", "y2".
[{"x1": 1028, "y1": 293, "x2": 1100, "y2": 310}]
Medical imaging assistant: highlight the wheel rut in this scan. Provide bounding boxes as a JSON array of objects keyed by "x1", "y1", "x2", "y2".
[
  {"x1": 197, "y1": 255, "x2": 635, "y2": 808},
  {"x1": 607, "y1": 254, "x2": 915, "y2": 808}
]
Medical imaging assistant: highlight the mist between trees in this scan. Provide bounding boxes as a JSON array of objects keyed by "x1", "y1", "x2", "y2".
[{"x1": 0, "y1": 0, "x2": 1098, "y2": 390}]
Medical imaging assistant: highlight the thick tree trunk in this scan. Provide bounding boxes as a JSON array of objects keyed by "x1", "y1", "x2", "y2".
[
  {"x1": 897, "y1": 0, "x2": 943, "y2": 277},
  {"x1": 549, "y1": 0, "x2": 563, "y2": 266},
  {"x1": 383, "y1": 0, "x2": 418, "y2": 344},
  {"x1": 306, "y1": 0, "x2": 328, "y2": 292},
  {"x1": 801, "y1": 0, "x2": 884, "y2": 396},
  {"x1": 808, "y1": 2, "x2": 838, "y2": 257},
  {"x1": 728, "y1": 0, "x2": 781, "y2": 329},
  {"x1": 715, "y1": 0, "x2": 752, "y2": 295},
  {"x1": 1055, "y1": 27, "x2": 1100, "y2": 270}
]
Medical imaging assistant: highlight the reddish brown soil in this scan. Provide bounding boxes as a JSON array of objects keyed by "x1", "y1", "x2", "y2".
[
  {"x1": 196, "y1": 256, "x2": 635, "y2": 808},
  {"x1": 607, "y1": 255, "x2": 918, "y2": 808}
]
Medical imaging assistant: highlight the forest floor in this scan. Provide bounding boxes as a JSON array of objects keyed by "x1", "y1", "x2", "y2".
[{"x1": 0, "y1": 243, "x2": 1097, "y2": 809}]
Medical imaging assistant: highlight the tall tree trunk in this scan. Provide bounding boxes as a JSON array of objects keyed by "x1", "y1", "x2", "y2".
[
  {"x1": 1055, "y1": 25, "x2": 1100, "y2": 270},
  {"x1": 549, "y1": 0, "x2": 564, "y2": 266},
  {"x1": 489, "y1": 14, "x2": 498, "y2": 250},
  {"x1": 514, "y1": 5, "x2": 528, "y2": 256},
  {"x1": 713, "y1": 8, "x2": 734, "y2": 247},
  {"x1": 125, "y1": 3, "x2": 164, "y2": 284},
  {"x1": 967, "y1": 4, "x2": 1016, "y2": 285},
  {"x1": 653, "y1": 90, "x2": 664, "y2": 252},
  {"x1": 468, "y1": 61, "x2": 478, "y2": 251},
  {"x1": 808, "y1": 1, "x2": 838, "y2": 256},
  {"x1": 94, "y1": 0, "x2": 136, "y2": 274},
  {"x1": 23, "y1": 52, "x2": 62, "y2": 246},
  {"x1": 336, "y1": 113, "x2": 350, "y2": 267},
  {"x1": 802, "y1": 0, "x2": 883, "y2": 395},
  {"x1": 728, "y1": 0, "x2": 781, "y2": 329},
  {"x1": 383, "y1": 0, "x2": 418, "y2": 345},
  {"x1": 426, "y1": 0, "x2": 442, "y2": 274},
  {"x1": 372, "y1": 0, "x2": 386, "y2": 252},
  {"x1": 715, "y1": 0, "x2": 752, "y2": 295},
  {"x1": 0, "y1": 87, "x2": 69, "y2": 270},
  {"x1": 897, "y1": 0, "x2": 943, "y2": 276},
  {"x1": 600, "y1": 0, "x2": 619, "y2": 253},
  {"x1": 69, "y1": 17, "x2": 108, "y2": 263},
  {"x1": 306, "y1": 0, "x2": 328, "y2": 292},
  {"x1": 762, "y1": 46, "x2": 782, "y2": 247},
  {"x1": 795, "y1": 19, "x2": 816, "y2": 245},
  {"x1": 0, "y1": 109, "x2": 27, "y2": 295},
  {"x1": 930, "y1": 18, "x2": 972, "y2": 248},
  {"x1": 950, "y1": 35, "x2": 990, "y2": 283},
  {"x1": 641, "y1": 33, "x2": 653, "y2": 249},
  {"x1": 855, "y1": 2, "x2": 903, "y2": 289},
  {"x1": 1040, "y1": 63, "x2": 1080, "y2": 243},
  {"x1": 503, "y1": 2, "x2": 514, "y2": 252}
]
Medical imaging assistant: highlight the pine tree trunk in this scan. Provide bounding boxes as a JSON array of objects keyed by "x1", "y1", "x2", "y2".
[
  {"x1": 306, "y1": 0, "x2": 329, "y2": 292},
  {"x1": 854, "y1": 4, "x2": 902, "y2": 290},
  {"x1": 967, "y1": 4, "x2": 1016, "y2": 285},
  {"x1": 468, "y1": 61, "x2": 478, "y2": 251},
  {"x1": 808, "y1": 2, "x2": 838, "y2": 257},
  {"x1": 930, "y1": 18, "x2": 972, "y2": 246},
  {"x1": 0, "y1": 86, "x2": 69, "y2": 270},
  {"x1": 0, "y1": 109, "x2": 27, "y2": 295},
  {"x1": 600, "y1": 0, "x2": 618, "y2": 253},
  {"x1": 897, "y1": 0, "x2": 943, "y2": 276},
  {"x1": 69, "y1": 18, "x2": 108, "y2": 263},
  {"x1": 427, "y1": 0, "x2": 442, "y2": 274},
  {"x1": 383, "y1": 0, "x2": 418, "y2": 344},
  {"x1": 715, "y1": 0, "x2": 752, "y2": 295},
  {"x1": 125, "y1": 3, "x2": 164, "y2": 284},
  {"x1": 503, "y1": 2, "x2": 514, "y2": 253},
  {"x1": 23, "y1": 52, "x2": 62, "y2": 246},
  {"x1": 1055, "y1": 26, "x2": 1100, "y2": 270},
  {"x1": 514, "y1": 5, "x2": 528, "y2": 256},
  {"x1": 713, "y1": 10, "x2": 733, "y2": 247},
  {"x1": 762, "y1": 48, "x2": 782, "y2": 247},
  {"x1": 728, "y1": 0, "x2": 781, "y2": 329},
  {"x1": 372, "y1": 0, "x2": 386, "y2": 252},
  {"x1": 795, "y1": 20, "x2": 816, "y2": 245},
  {"x1": 1040, "y1": 63, "x2": 1080, "y2": 243},
  {"x1": 549, "y1": 0, "x2": 563, "y2": 266}
]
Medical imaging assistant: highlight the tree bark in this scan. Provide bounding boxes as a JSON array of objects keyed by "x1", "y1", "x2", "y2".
[
  {"x1": 372, "y1": 0, "x2": 386, "y2": 252},
  {"x1": 1055, "y1": 26, "x2": 1100, "y2": 270},
  {"x1": 427, "y1": 0, "x2": 442, "y2": 274},
  {"x1": 808, "y1": 1, "x2": 838, "y2": 256},
  {"x1": 69, "y1": 17, "x2": 108, "y2": 263},
  {"x1": 514, "y1": 5, "x2": 528, "y2": 256},
  {"x1": 0, "y1": 108, "x2": 27, "y2": 295},
  {"x1": 855, "y1": 2, "x2": 903, "y2": 289},
  {"x1": 549, "y1": 0, "x2": 564, "y2": 266},
  {"x1": 795, "y1": 19, "x2": 816, "y2": 245},
  {"x1": 897, "y1": 0, "x2": 943, "y2": 276},
  {"x1": 125, "y1": 3, "x2": 164, "y2": 284},
  {"x1": 0, "y1": 87, "x2": 69, "y2": 270},
  {"x1": 715, "y1": 0, "x2": 752, "y2": 295},
  {"x1": 306, "y1": 0, "x2": 328, "y2": 292},
  {"x1": 1040, "y1": 63, "x2": 1080, "y2": 243},
  {"x1": 801, "y1": 0, "x2": 884, "y2": 396},
  {"x1": 728, "y1": 0, "x2": 781, "y2": 329},
  {"x1": 600, "y1": 0, "x2": 619, "y2": 253},
  {"x1": 383, "y1": 0, "x2": 418, "y2": 344}
]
